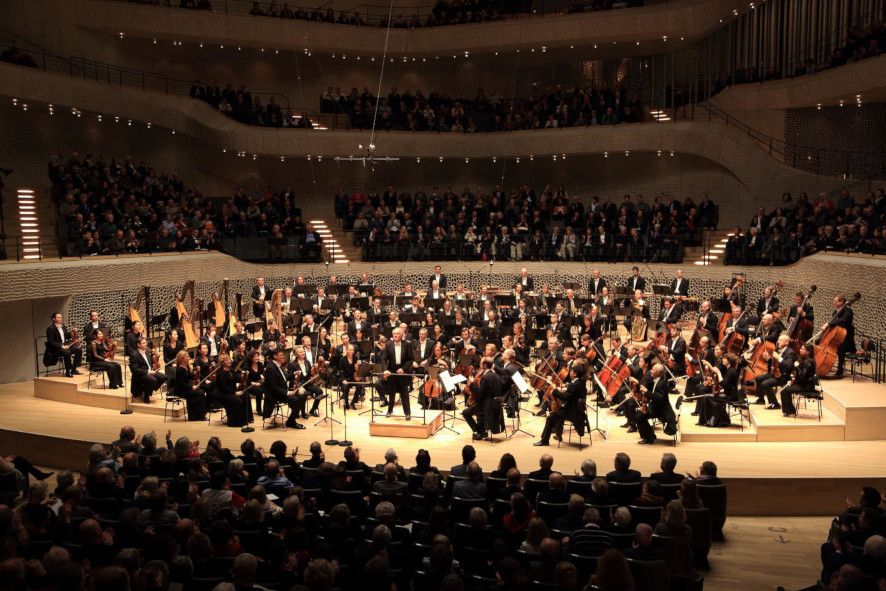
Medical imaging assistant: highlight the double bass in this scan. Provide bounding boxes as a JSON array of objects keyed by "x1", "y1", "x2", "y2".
[
  {"x1": 810, "y1": 292, "x2": 861, "y2": 377},
  {"x1": 787, "y1": 285, "x2": 816, "y2": 353}
]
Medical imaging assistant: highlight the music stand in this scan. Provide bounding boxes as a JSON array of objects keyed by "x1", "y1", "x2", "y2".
[
  {"x1": 367, "y1": 362, "x2": 386, "y2": 420},
  {"x1": 612, "y1": 286, "x2": 629, "y2": 296},
  {"x1": 507, "y1": 371, "x2": 534, "y2": 439},
  {"x1": 349, "y1": 296, "x2": 369, "y2": 311},
  {"x1": 652, "y1": 284, "x2": 671, "y2": 296},
  {"x1": 438, "y1": 369, "x2": 466, "y2": 434},
  {"x1": 339, "y1": 362, "x2": 372, "y2": 446}
]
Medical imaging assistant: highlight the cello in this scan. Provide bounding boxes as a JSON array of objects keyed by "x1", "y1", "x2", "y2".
[
  {"x1": 810, "y1": 292, "x2": 861, "y2": 377},
  {"x1": 719, "y1": 306, "x2": 749, "y2": 356},
  {"x1": 786, "y1": 285, "x2": 816, "y2": 353}
]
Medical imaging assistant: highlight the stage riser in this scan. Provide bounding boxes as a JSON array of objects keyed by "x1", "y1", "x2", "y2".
[
  {"x1": 33, "y1": 376, "x2": 183, "y2": 417},
  {"x1": 369, "y1": 412, "x2": 444, "y2": 439}
]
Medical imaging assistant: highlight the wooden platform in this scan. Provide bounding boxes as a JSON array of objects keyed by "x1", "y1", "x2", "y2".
[
  {"x1": 34, "y1": 372, "x2": 184, "y2": 418},
  {"x1": 369, "y1": 410, "x2": 444, "y2": 439}
]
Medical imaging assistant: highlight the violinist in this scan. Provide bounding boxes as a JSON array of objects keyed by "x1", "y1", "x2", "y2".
[
  {"x1": 463, "y1": 356, "x2": 502, "y2": 441},
  {"x1": 511, "y1": 324, "x2": 531, "y2": 366},
  {"x1": 231, "y1": 340, "x2": 249, "y2": 370},
  {"x1": 288, "y1": 346, "x2": 327, "y2": 419},
  {"x1": 163, "y1": 330, "x2": 185, "y2": 365},
  {"x1": 45, "y1": 312, "x2": 82, "y2": 377},
  {"x1": 536, "y1": 347, "x2": 575, "y2": 417},
  {"x1": 756, "y1": 286, "x2": 780, "y2": 318},
  {"x1": 780, "y1": 344, "x2": 818, "y2": 416},
  {"x1": 89, "y1": 329, "x2": 123, "y2": 389},
  {"x1": 228, "y1": 321, "x2": 248, "y2": 351},
  {"x1": 821, "y1": 294, "x2": 855, "y2": 377},
  {"x1": 695, "y1": 353, "x2": 740, "y2": 428},
  {"x1": 685, "y1": 337, "x2": 716, "y2": 403},
  {"x1": 753, "y1": 334, "x2": 796, "y2": 409},
  {"x1": 130, "y1": 337, "x2": 167, "y2": 403},
  {"x1": 695, "y1": 300, "x2": 719, "y2": 335},
  {"x1": 313, "y1": 287, "x2": 329, "y2": 316},
  {"x1": 262, "y1": 348, "x2": 305, "y2": 429},
  {"x1": 635, "y1": 363, "x2": 678, "y2": 444},
  {"x1": 213, "y1": 354, "x2": 248, "y2": 427},
  {"x1": 339, "y1": 344, "x2": 365, "y2": 411},
  {"x1": 243, "y1": 349, "x2": 265, "y2": 417},
  {"x1": 496, "y1": 348, "x2": 521, "y2": 418},
  {"x1": 173, "y1": 350, "x2": 207, "y2": 421},
  {"x1": 193, "y1": 343, "x2": 214, "y2": 389},
  {"x1": 534, "y1": 362, "x2": 588, "y2": 447},
  {"x1": 300, "y1": 313, "x2": 318, "y2": 336}
]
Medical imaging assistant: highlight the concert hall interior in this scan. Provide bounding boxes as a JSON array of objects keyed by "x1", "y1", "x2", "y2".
[{"x1": 0, "y1": 1, "x2": 885, "y2": 590}]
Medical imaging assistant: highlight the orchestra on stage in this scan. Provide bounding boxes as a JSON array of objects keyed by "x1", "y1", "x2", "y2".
[{"x1": 43, "y1": 266, "x2": 859, "y2": 443}]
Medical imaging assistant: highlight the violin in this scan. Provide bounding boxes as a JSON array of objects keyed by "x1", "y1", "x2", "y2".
[
  {"x1": 151, "y1": 351, "x2": 161, "y2": 371},
  {"x1": 65, "y1": 328, "x2": 80, "y2": 348}
]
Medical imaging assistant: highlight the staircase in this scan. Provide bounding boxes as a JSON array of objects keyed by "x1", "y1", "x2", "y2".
[
  {"x1": 1, "y1": 187, "x2": 58, "y2": 261},
  {"x1": 686, "y1": 229, "x2": 734, "y2": 266}
]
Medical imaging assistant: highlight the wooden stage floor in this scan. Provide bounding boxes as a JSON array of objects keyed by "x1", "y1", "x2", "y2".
[{"x1": 2, "y1": 372, "x2": 885, "y2": 515}]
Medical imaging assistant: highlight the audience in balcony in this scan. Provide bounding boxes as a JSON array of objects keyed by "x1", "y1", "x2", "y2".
[
  {"x1": 189, "y1": 80, "x2": 314, "y2": 129},
  {"x1": 50, "y1": 150, "x2": 321, "y2": 259},
  {"x1": 335, "y1": 185, "x2": 717, "y2": 262},
  {"x1": 322, "y1": 84, "x2": 641, "y2": 132},
  {"x1": 724, "y1": 189, "x2": 886, "y2": 265},
  {"x1": 0, "y1": 430, "x2": 735, "y2": 591},
  {"x1": 246, "y1": 0, "x2": 647, "y2": 28}
]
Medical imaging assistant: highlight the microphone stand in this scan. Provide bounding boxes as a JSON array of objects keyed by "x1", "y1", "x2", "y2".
[{"x1": 120, "y1": 294, "x2": 133, "y2": 415}]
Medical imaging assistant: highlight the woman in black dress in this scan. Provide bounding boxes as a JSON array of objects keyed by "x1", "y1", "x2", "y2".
[
  {"x1": 173, "y1": 350, "x2": 206, "y2": 421},
  {"x1": 338, "y1": 344, "x2": 363, "y2": 410},
  {"x1": 213, "y1": 354, "x2": 247, "y2": 427},
  {"x1": 243, "y1": 349, "x2": 264, "y2": 419},
  {"x1": 317, "y1": 326, "x2": 332, "y2": 361},
  {"x1": 163, "y1": 329, "x2": 184, "y2": 366},
  {"x1": 89, "y1": 329, "x2": 123, "y2": 388}
]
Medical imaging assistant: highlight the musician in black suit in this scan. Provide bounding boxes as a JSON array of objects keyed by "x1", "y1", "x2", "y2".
[
  {"x1": 464, "y1": 356, "x2": 502, "y2": 440},
  {"x1": 663, "y1": 324, "x2": 687, "y2": 376},
  {"x1": 82, "y1": 311, "x2": 109, "y2": 345},
  {"x1": 213, "y1": 354, "x2": 248, "y2": 427},
  {"x1": 695, "y1": 300, "x2": 719, "y2": 335},
  {"x1": 822, "y1": 293, "x2": 855, "y2": 377},
  {"x1": 516, "y1": 268, "x2": 534, "y2": 292},
  {"x1": 722, "y1": 302, "x2": 750, "y2": 339},
  {"x1": 347, "y1": 310, "x2": 367, "y2": 338},
  {"x1": 45, "y1": 313, "x2": 83, "y2": 376},
  {"x1": 636, "y1": 364, "x2": 677, "y2": 444},
  {"x1": 383, "y1": 328, "x2": 414, "y2": 419},
  {"x1": 172, "y1": 350, "x2": 207, "y2": 421},
  {"x1": 251, "y1": 277, "x2": 270, "y2": 319},
  {"x1": 548, "y1": 314, "x2": 572, "y2": 347},
  {"x1": 658, "y1": 298, "x2": 682, "y2": 325},
  {"x1": 428, "y1": 265, "x2": 447, "y2": 290},
  {"x1": 262, "y1": 349, "x2": 305, "y2": 429},
  {"x1": 752, "y1": 313, "x2": 785, "y2": 346},
  {"x1": 130, "y1": 337, "x2": 167, "y2": 403},
  {"x1": 694, "y1": 354, "x2": 740, "y2": 428},
  {"x1": 356, "y1": 272, "x2": 374, "y2": 295},
  {"x1": 753, "y1": 334, "x2": 797, "y2": 408},
  {"x1": 780, "y1": 344, "x2": 818, "y2": 416},
  {"x1": 670, "y1": 269, "x2": 689, "y2": 297},
  {"x1": 588, "y1": 270, "x2": 606, "y2": 296},
  {"x1": 788, "y1": 292, "x2": 815, "y2": 325},
  {"x1": 755, "y1": 286, "x2": 780, "y2": 318},
  {"x1": 534, "y1": 363, "x2": 588, "y2": 446},
  {"x1": 412, "y1": 328, "x2": 436, "y2": 373},
  {"x1": 287, "y1": 347, "x2": 326, "y2": 418},
  {"x1": 626, "y1": 267, "x2": 646, "y2": 294},
  {"x1": 684, "y1": 336, "x2": 716, "y2": 402}
]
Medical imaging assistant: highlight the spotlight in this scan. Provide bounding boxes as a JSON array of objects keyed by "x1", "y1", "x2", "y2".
[{"x1": 146, "y1": 122, "x2": 152, "y2": 128}]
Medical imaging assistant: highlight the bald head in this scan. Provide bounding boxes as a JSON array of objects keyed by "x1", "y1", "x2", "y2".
[{"x1": 635, "y1": 523, "x2": 653, "y2": 546}]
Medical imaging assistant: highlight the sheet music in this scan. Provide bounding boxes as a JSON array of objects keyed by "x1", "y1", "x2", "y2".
[
  {"x1": 511, "y1": 372, "x2": 530, "y2": 394},
  {"x1": 440, "y1": 370, "x2": 466, "y2": 392}
]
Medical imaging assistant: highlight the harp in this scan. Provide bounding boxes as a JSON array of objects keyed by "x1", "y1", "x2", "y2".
[
  {"x1": 176, "y1": 280, "x2": 201, "y2": 349},
  {"x1": 127, "y1": 287, "x2": 146, "y2": 331}
]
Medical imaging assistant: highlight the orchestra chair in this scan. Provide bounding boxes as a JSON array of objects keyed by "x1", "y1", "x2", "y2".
[
  {"x1": 790, "y1": 381, "x2": 824, "y2": 422},
  {"x1": 847, "y1": 338, "x2": 877, "y2": 382},
  {"x1": 726, "y1": 396, "x2": 749, "y2": 431},
  {"x1": 163, "y1": 386, "x2": 185, "y2": 422},
  {"x1": 262, "y1": 401, "x2": 289, "y2": 430},
  {"x1": 557, "y1": 414, "x2": 592, "y2": 450},
  {"x1": 206, "y1": 402, "x2": 226, "y2": 426},
  {"x1": 651, "y1": 417, "x2": 679, "y2": 446},
  {"x1": 87, "y1": 368, "x2": 106, "y2": 390}
]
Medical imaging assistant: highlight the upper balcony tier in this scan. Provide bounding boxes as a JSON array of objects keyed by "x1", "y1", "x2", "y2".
[{"x1": 21, "y1": 0, "x2": 752, "y2": 58}]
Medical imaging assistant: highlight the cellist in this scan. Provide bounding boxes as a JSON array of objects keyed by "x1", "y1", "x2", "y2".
[
  {"x1": 695, "y1": 353, "x2": 740, "y2": 428},
  {"x1": 780, "y1": 344, "x2": 817, "y2": 416},
  {"x1": 463, "y1": 356, "x2": 501, "y2": 441},
  {"x1": 534, "y1": 362, "x2": 588, "y2": 447}
]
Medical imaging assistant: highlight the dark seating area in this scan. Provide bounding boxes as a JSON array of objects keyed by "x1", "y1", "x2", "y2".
[
  {"x1": 334, "y1": 185, "x2": 717, "y2": 263},
  {"x1": 722, "y1": 189, "x2": 886, "y2": 266},
  {"x1": 50, "y1": 150, "x2": 323, "y2": 262},
  {"x1": 0, "y1": 434, "x2": 733, "y2": 591}
]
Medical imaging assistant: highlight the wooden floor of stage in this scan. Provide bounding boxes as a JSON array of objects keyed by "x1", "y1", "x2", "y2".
[{"x1": 0, "y1": 376, "x2": 886, "y2": 515}]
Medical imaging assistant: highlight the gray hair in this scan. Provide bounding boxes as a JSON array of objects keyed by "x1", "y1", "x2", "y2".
[
  {"x1": 864, "y1": 535, "x2": 886, "y2": 561},
  {"x1": 384, "y1": 448, "x2": 398, "y2": 462},
  {"x1": 661, "y1": 453, "x2": 677, "y2": 471},
  {"x1": 228, "y1": 459, "x2": 244, "y2": 476},
  {"x1": 663, "y1": 500, "x2": 687, "y2": 526},
  {"x1": 612, "y1": 506, "x2": 632, "y2": 527},
  {"x1": 580, "y1": 459, "x2": 596, "y2": 477},
  {"x1": 141, "y1": 431, "x2": 158, "y2": 450},
  {"x1": 375, "y1": 501, "x2": 396, "y2": 520}
]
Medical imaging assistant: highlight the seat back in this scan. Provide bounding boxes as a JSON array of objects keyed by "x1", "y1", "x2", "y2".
[
  {"x1": 626, "y1": 558, "x2": 671, "y2": 591},
  {"x1": 629, "y1": 504, "x2": 663, "y2": 527},
  {"x1": 695, "y1": 483, "x2": 726, "y2": 540},
  {"x1": 566, "y1": 479, "x2": 593, "y2": 499},
  {"x1": 523, "y1": 478, "x2": 549, "y2": 504},
  {"x1": 536, "y1": 501, "x2": 569, "y2": 525},
  {"x1": 684, "y1": 507, "x2": 712, "y2": 551},
  {"x1": 659, "y1": 483, "x2": 682, "y2": 501},
  {"x1": 608, "y1": 481, "x2": 642, "y2": 506},
  {"x1": 485, "y1": 476, "x2": 507, "y2": 500},
  {"x1": 652, "y1": 534, "x2": 694, "y2": 577},
  {"x1": 450, "y1": 496, "x2": 487, "y2": 524}
]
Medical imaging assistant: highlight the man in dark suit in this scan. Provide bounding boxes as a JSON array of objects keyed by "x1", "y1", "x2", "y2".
[
  {"x1": 695, "y1": 300, "x2": 719, "y2": 335},
  {"x1": 412, "y1": 328, "x2": 436, "y2": 372},
  {"x1": 110, "y1": 426, "x2": 140, "y2": 455},
  {"x1": 605, "y1": 452, "x2": 642, "y2": 483},
  {"x1": 753, "y1": 334, "x2": 796, "y2": 408},
  {"x1": 428, "y1": 265, "x2": 447, "y2": 290},
  {"x1": 82, "y1": 310, "x2": 109, "y2": 346},
  {"x1": 129, "y1": 337, "x2": 167, "y2": 403},
  {"x1": 347, "y1": 310, "x2": 367, "y2": 339},
  {"x1": 670, "y1": 269, "x2": 689, "y2": 297},
  {"x1": 450, "y1": 445, "x2": 478, "y2": 477},
  {"x1": 658, "y1": 298, "x2": 682, "y2": 326},
  {"x1": 626, "y1": 267, "x2": 646, "y2": 294},
  {"x1": 516, "y1": 268, "x2": 534, "y2": 291},
  {"x1": 664, "y1": 324, "x2": 687, "y2": 376},
  {"x1": 588, "y1": 270, "x2": 606, "y2": 296},
  {"x1": 623, "y1": 524, "x2": 667, "y2": 561},
  {"x1": 534, "y1": 363, "x2": 589, "y2": 446},
  {"x1": 547, "y1": 314, "x2": 572, "y2": 347},
  {"x1": 756, "y1": 285, "x2": 780, "y2": 318},
  {"x1": 636, "y1": 364, "x2": 678, "y2": 444},
  {"x1": 822, "y1": 293, "x2": 855, "y2": 377},
  {"x1": 650, "y1": 453, "x2": 685, "y2": 485},
  {"x1": 251, "y1": 277, "x2": 270, "y2": 319},
  {"x1": 383, "y1": 328, "x2": 413, "y2": 419},
  {"x1": 45, "y1": 312, "x2": 83, "y2": 376},
  {"x1": 528, "y1": 454, "x2": 555, "y2": 480},
  {"x1": 452, "y1": 462, "x2": 486, "y2": 499},
  {"x1": 262, "y1": 349, "x2": 305, "y2": 429},
  {"x1": 372, "y1": 462, "x2": 408, "y2": 499},
  {"x1": 463, "y1": 358, "x2": 501, "y2": 440}
]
